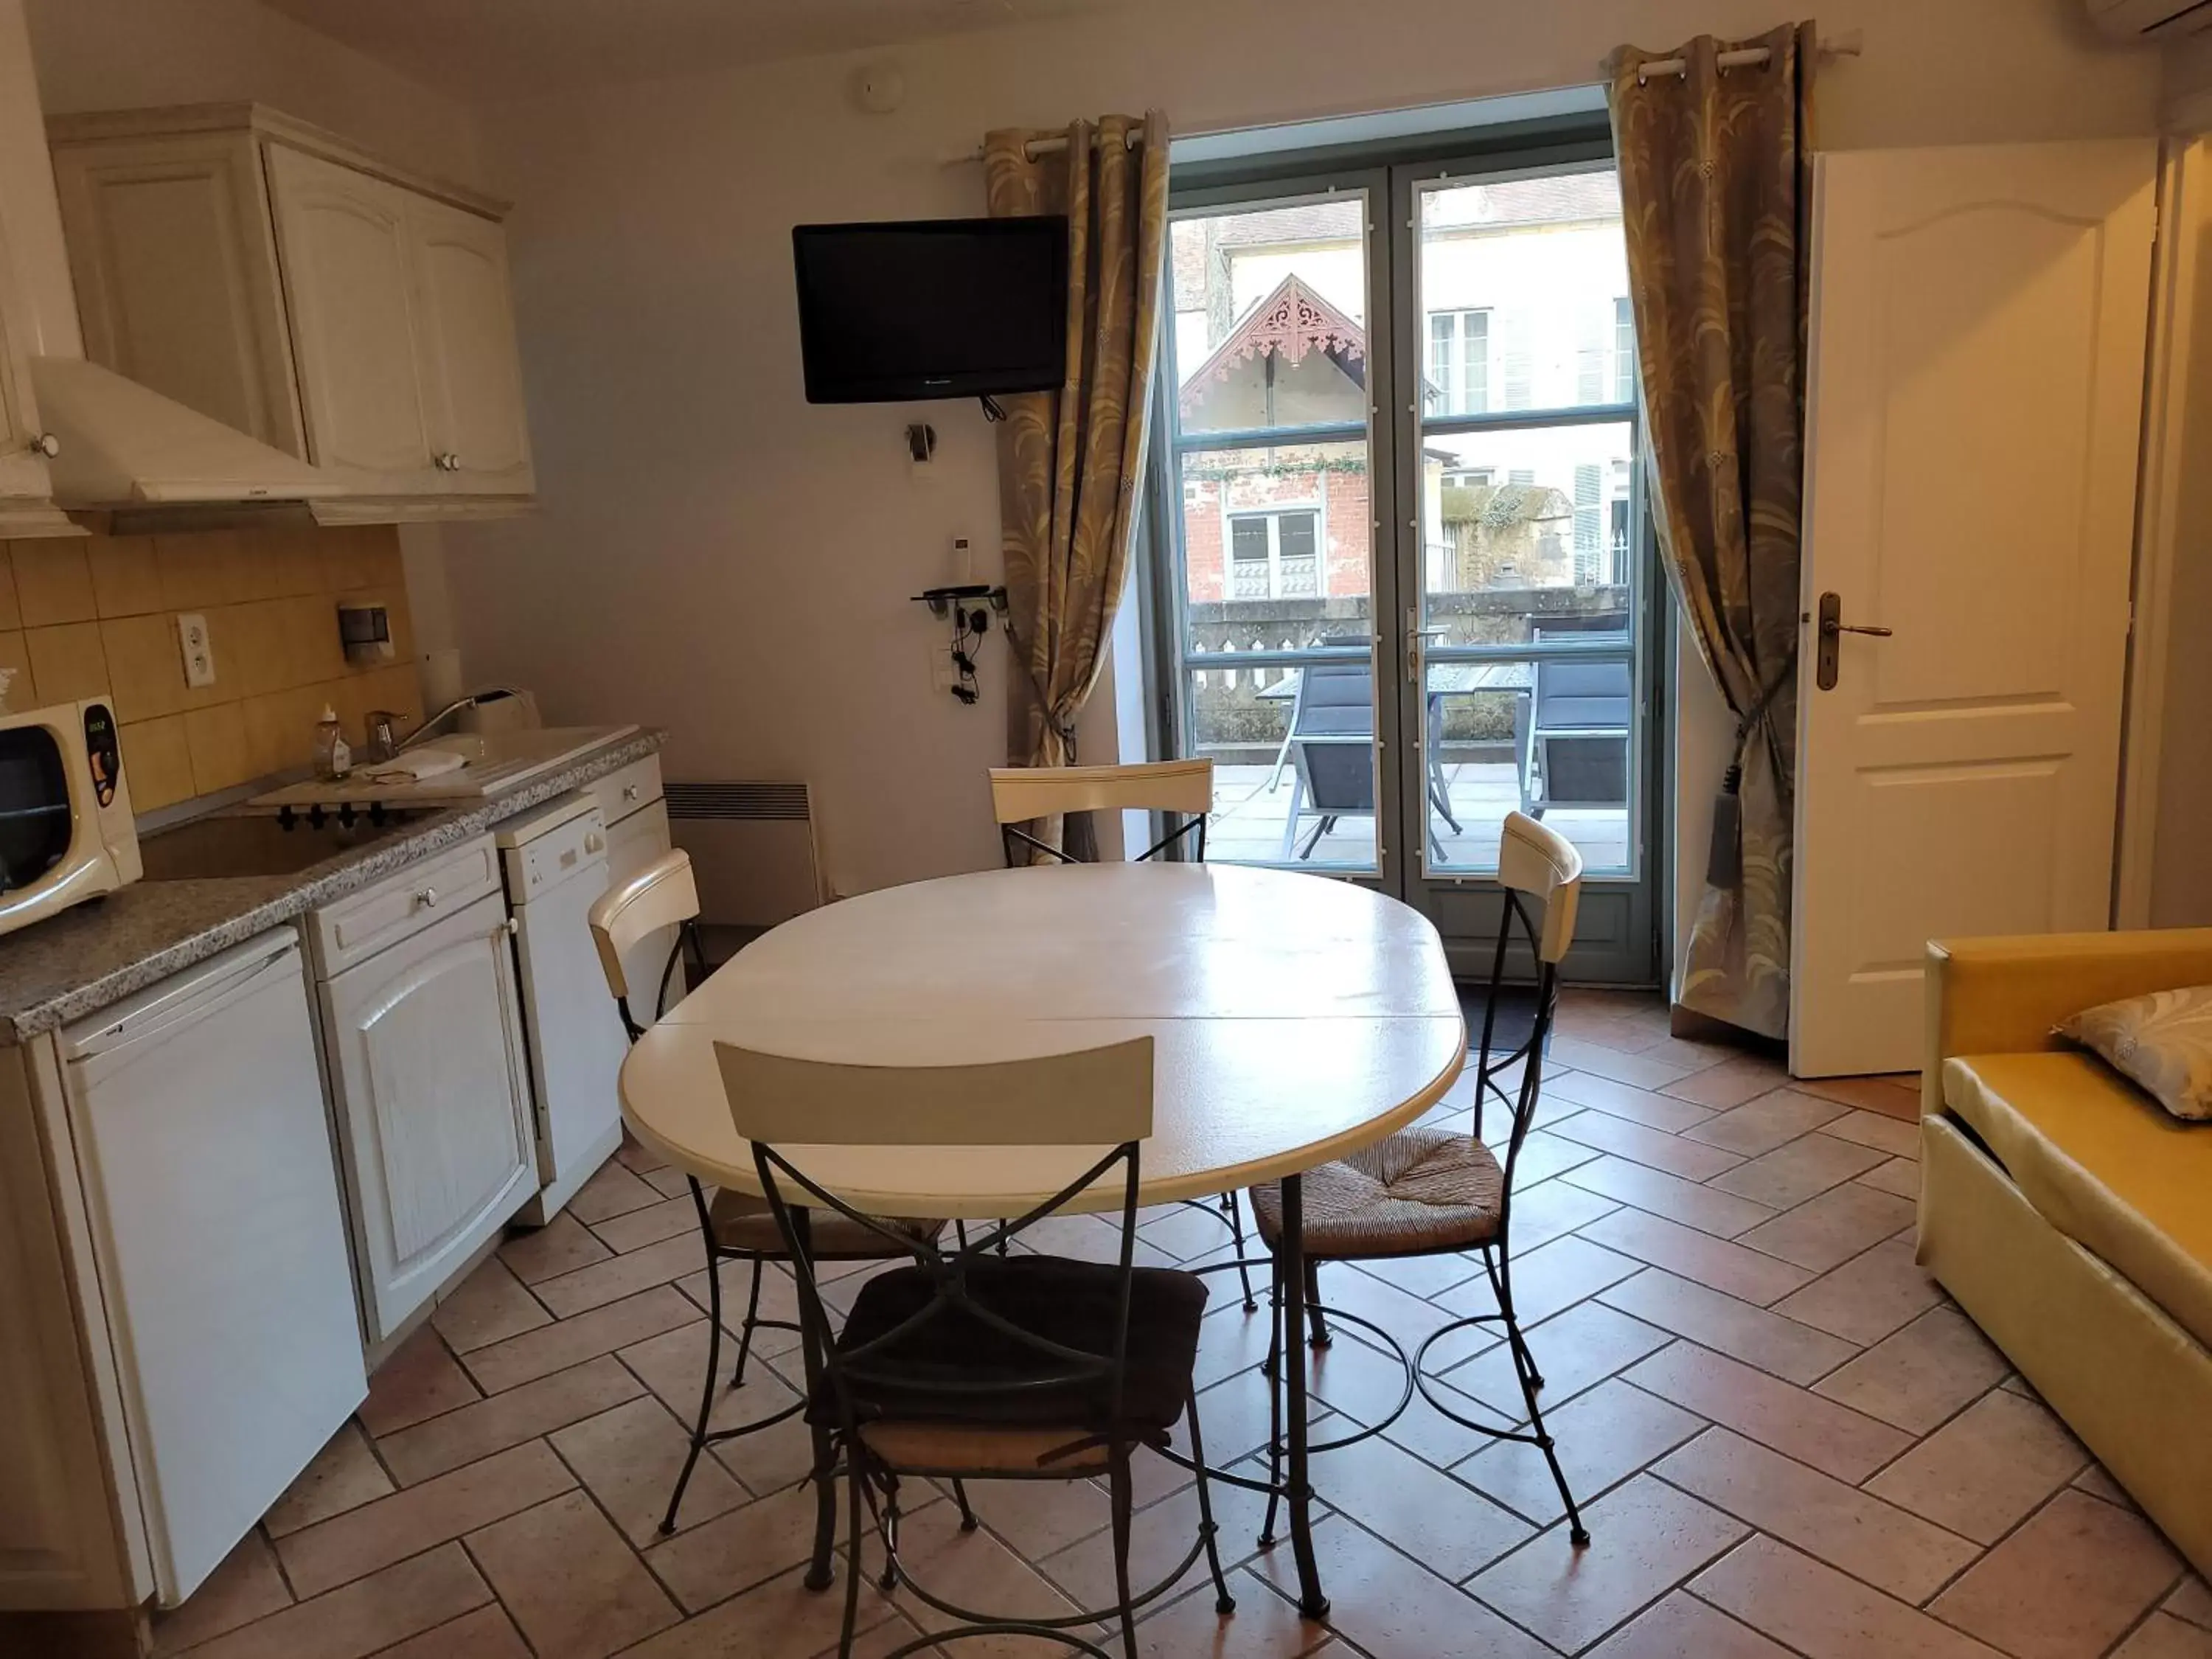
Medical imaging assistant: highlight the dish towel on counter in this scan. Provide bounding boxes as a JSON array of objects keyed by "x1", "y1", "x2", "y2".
[{"x1": 358, "y1": 749, "x2": 469, "y2": 785}]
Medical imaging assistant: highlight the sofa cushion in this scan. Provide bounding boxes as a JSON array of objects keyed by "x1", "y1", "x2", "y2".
[
  {"x1": 2057, "y1": 984, "x2": 2212, "y2": 1121},
  {"x1": 1945, "y1": 1051, "x2": 2212, "y2": 1349}
]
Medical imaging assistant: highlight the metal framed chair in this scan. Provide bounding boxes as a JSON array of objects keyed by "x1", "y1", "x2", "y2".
[
  {"x1": 1246, "y1": 810, "x2": 1593, "y2": 1548},
  {"x1": 987, "y1": 755, "x2": 1256, "y2": 1314},
  {"x1": 987, "y1": 758, "x2": 1212, "y2": 866},
  {"x1": 1515, "y1": 625, "x2": 1632, "y2": 820},
  {"x1": 720, "y1": 1035, "x2": 1237, "y2": 1659},
  {"x1": 586, "y1": 849, "x2": 945, "y2": 1536},
  {"x1": 1276, "y1": 655, "x2": 1452, "y2": 863}
]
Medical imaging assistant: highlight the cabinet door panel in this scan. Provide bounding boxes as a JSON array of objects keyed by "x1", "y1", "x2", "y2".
[
  {"x1": 265, "y1": 144, "x2": 438, "y2": 488},
  {"x1": 408, "y1": 196, "x2": 533, "y2": 492},
  {"x1": 321, "y1": 892, "x2": 533, "y2": 1339}
]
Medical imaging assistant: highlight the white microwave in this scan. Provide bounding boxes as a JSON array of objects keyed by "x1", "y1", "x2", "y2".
[{"x1": 0, "y1": 698, "x2": 141, "y2": 936}]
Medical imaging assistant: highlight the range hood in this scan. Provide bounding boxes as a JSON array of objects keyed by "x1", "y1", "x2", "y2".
[{"x1": 29, "y1": 357, "x2": 342, "y2": 532}]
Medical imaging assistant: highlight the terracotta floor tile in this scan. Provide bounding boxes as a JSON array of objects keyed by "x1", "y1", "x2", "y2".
[
  {"x1": 641, "y1": 1163, "x2": 697, "y2": 1198},
  {"x1": 1458, "y1": 1374, "x2": 1705, "y2": 1525},
  {"x1": 500, "y1": 1213, "x2": 613, "y2": 1284},
  {"x1": 1793, "y1": 1074, "x2": 1924, "y2": 1121},
  {"x1": 376, "y1": 1354, "x2": 642, "y2": 1484},
  {"x1": 1578, "y1": 1208, "x2": 1813, "y2": 1307},
  {"x1": 1252, "y1": 1512, "x2": 1554, "y2": 1659},
  {"x1": 1660, "y1": 1055, "x2": 1794, "y2": 1111},
  {"x1": 1193, "y1": 1362, "x2": 1301, "y2": 1469},
  {"x1": 357, "y1": 1324, "x2": 480, "y2": 1438},
  {"x1": 1139, "y1": 1198, "x2": 1253, "y2": 1262},
  {"x1": 1655, "y1": 1428, "x2": 1978, "y2": 1603},
  {"x1": 1493, "y1": 1175, "x2": 1621, "y2": 1249},
  {"x1": 615, "y1": 1127, "x2": 669, "y2": 1174},
  {"x1": 2170, "y1": 1574, "x2": 2212, "y2": 1629},
  {"x1": 372, "y1": 1604, "x2": 532, "y2": 1659},
  {"x1": 535, "y1": 1231, "x2": 711, "y2": 1319},
  {"x1": 1818, "y1": 1109, "x2": 1922, "y2": 1160},
  {"x1": 645, "y1": 1481, "x2": 836, "y2": 1612},
  {"x1": 2112, "y1": 1613, "x2": 2212, "y2": 1658},
  {"x1": 1599, "y1": 1270, "x2": 1857, "y2": 1387},
  {"x1": 1431, "y1": 1233, "x2": 1646, "y2": 1328},
  {"x1": 1298, "y1": 1433, "x2": 1531, "y2": 1582},
  {"x1": 961, "y1": 1472, "x2": 1113, "y2": 1561},
  {"x1": 588, "y1": 1192, "x2": 706, "y2": 1256},
  {"x1": 1857, "y1": 1158, "x2": 1923, "y2": 1199},
  {"x1": 1548, "y1": 1035, "x2": 1700, "y2": 1091},
  {"x1": 1621, "y1": 1343, "x2": 1910, "y2": 1484},
  {"x1": 430, "y1": 1256, "x2": 550, "y2": 1353},
  {"x1": 463, "y1": 1285, "x2": 697, "y2": 1394},
  {"x1": 1929, "y1": 1489, "x2": 2183, "y2": 1659},
  {"x1": 1447, "y1": 1296, "x2": 1673, "y2": 1420},
  {"x1": 1585, "y1": 1587, "x2": 1794, "y2": 1657},
  {"x1": 1037, "y1": 1462, "x2": 1276, "y2": 1615},
  {"x1": 148, "y1": 1530, "x2": 291, "y2": 1655},
  {"x1": 1735, "y1": 1183, "x2": 1916, "y2": 1273},
  {"x1": 1681, "y1": 1091, "x2": 1849, "y2": 1158},
  {"x1": 1691, "y1": 1535, "x2": 2004, "y2": 1659},
  {"x1": 1562, "y1": 1156, "x2": 1776, "y2": 1239},
  {"x1": 467, "y1": 1489, "x2": 680, "y2": 1659},
  {"x1": 1194, "y1": 1301, "x2": 1287, "y2": 1392},
  {"x1": 1328, "y1": 1243, "x2": 1480, "y2": 1299},
  {"x1": 1812, "y1": 1307, "x2": 2008, "y2": 1434},
  {"x1": 2077, "y1": 1461, "x2": 2143, "y2": 1512},
  {"x1": 1547, "y1": 1107, "x2": 1746, "y2": 1181},
  {"x1": 1310, "y1": 1260, "x2": 1454, "y2": 1353},
  {"x1": 1771, "y1": 1237, "x2": 1944, "y2": 1346},
  {"x1": 276, "y1": 1439, "x2": 574, "y2": 1597},
  {"x1": 263, "y1": 1422, "x2": 392, "y2": 1538},
  {"x1": 616, "y1": 1318, "x2": 810, "y2": 1464},
  {"x1": 550, "y1": 1394, "x2": 749, "y2": 1545},
  {"x1": 1509, "y1": 1128, "x2": 1609, "y2": 1186},
  {"x1": 1135, "y1": 1574, "x2": 1335, "y2": 1658},
  {"x1": 1545, "y1": 1071, "x2": 1718, "y2": 1134},
  {"x1": 1469, "y1": 1472, "x2": 1747, "y2": 1652},
  {"x1": 568, "y1": 1158, "x2": 666, "y2": 1223},
  {"x1": 1708, "y1": 1134, "x2": 1888, "y2": 1211},
  {"x1": 611, "y1": 1561, "x2": 897, "y2": 1659},
  {"x1": 677, "y1": 1258, "x2": 805, "y2": 1363},
  {"x1": 184, "y1": 1543, "x2": 490, "y2": 1659},
  {"x1": 1865, "y1": 1388, "x2": 2088, "y2": 1545},
  {"x1": 889, "y1": 1497, "x2": 1088, "y2": 1640}
]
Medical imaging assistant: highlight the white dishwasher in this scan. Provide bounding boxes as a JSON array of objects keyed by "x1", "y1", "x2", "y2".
[
  {"x1": 499, "y1": 794, "x2": 630, "y2": 1223},
  {"x1": 61, "y1": 931, "x2": 365, "y2": 1605}
]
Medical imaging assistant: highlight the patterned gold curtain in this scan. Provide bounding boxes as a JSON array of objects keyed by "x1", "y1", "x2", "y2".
[
  {"x1": 1610, "y1": 24, "x2": 1814, "y2": 1040},
  {"x1": 984, "y1": 111, "x2": 1169, "y2": 860}
]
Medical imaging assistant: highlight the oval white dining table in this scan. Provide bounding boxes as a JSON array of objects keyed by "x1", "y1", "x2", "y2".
[{"x1": 618, "y1": 860, "x2": 1467, "y2": 1620}]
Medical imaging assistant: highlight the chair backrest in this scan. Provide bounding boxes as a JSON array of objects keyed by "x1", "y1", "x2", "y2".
[
  {"x1": 989, "y1": 760, "x2": 1212, "y2": 865},
  {"x1": 587, "y1": 847, "x2": 701, "y2": 1036},
  {"x1": 1287, "y1": 657, "x2": 1377, "y2": 813},
  {"x1": 1531, "y1": 627, "x2": 1632, "y2": 731},
  {"x1": 1466, "y1": 812, "x2": 1585, "y2": 1186},
  {"x1": 718, "y1": 1037, "x2": 1159, "y2": 1446}
]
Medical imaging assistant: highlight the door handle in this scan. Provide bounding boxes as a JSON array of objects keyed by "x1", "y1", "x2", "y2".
[
  {"x1": 1405, "y1": 611, "x2": 1446, "y2": 686},
  {"x1": 1814, "y1": 591, "x2": 1892, "y2": 691}
]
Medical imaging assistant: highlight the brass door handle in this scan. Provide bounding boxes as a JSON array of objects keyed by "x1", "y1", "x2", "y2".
[{"x1": 1813, "y1": 591, "x2": 1891, "y2": 690}]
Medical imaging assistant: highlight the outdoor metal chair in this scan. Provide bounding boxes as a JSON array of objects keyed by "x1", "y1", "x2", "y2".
[
  {"x1": 1277, "y1": 655, "x2": 1452, "y2": 862},
  {"x1": 1515, "y1": 626, "x2": 1632, "y2": 819},
  {"x1": 719, "y1": 1034, "x2": 1237, "y2": 1659}
]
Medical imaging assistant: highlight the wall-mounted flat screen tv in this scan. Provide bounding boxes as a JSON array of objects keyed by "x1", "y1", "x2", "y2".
[{"x1": 792, "y1": 217, "x2": 1068, "y2": 404}]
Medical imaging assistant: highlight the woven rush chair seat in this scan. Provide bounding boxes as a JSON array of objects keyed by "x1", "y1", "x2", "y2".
[
  {"x1": 810, "y1": 1254, "x2": 1208, "y2": 1442},
  {"x1": 707, "y1": 1189, "x2": 943, "y2": 1259},
  {"x1": 1250, "y1": 1128, "x2": 1503, "y2": 1259}
]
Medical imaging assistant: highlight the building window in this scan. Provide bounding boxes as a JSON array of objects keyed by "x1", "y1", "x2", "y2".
[
  {"x1": 1572, "y1": 463, "x2": 1602, "y2": 583},
  {"x1": 1441, "y1": 467, "x2": 1495, "y2": 489},
  {"x1": 1228, "y1": 508, "x2": 1321, "y2": 599},
  {"x1": 1427, "y1": 309, "x2": 1489, "y2": 416},
  {"x1": 1500, "y1": 311, "x2": 1534, "y2": 410},
  {"x1": 1613, "y1": 296, "x2": 1636, "y2": 406}
]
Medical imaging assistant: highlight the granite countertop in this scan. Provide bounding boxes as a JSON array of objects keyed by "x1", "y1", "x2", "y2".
[{"x1": 0, "y1": 728, "x2": 667, "y2": 1044}]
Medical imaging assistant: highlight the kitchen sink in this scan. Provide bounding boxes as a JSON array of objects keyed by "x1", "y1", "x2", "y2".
[
  {"x1": 138, "y1": 811, "x2": 424, "y2": 881},
  {"x1": 248, "y1": 724, "x2": 639, "y2": 810}
]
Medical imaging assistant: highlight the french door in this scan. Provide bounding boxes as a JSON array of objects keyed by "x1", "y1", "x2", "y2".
[{"x1": 1153, "y1": 141, "x2": 1660, "y2": 982}]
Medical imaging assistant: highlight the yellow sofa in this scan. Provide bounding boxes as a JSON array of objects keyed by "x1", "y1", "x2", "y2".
[{"x1": 1920, "y1": 929, "x2": 2212, "y2": 1575}]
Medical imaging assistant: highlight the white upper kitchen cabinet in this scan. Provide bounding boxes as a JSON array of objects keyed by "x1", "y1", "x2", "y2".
[{"x1": 48, "y1": 105, "x2": 535, "y2": 517}]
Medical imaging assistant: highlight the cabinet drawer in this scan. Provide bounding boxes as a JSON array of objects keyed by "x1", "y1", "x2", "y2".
[
  {"x1": 590, "y1": 754, "x2": 662, "y2": 824},
  {"x1": 310, "y1": 835, "x2": 503, "y2": 978}
]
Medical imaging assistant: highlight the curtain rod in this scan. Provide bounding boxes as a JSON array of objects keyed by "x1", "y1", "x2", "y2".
[
  {"x1": 1630, "y1": 30, "x2": 1863, "y2": 82},
  {"x1": 938, "y1": 128, "x2": 1147, "y2": 168}
]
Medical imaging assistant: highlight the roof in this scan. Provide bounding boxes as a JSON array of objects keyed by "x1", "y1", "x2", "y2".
[{"x1": 1179, "y1": 274, "x2": 1367, "y2": 417}]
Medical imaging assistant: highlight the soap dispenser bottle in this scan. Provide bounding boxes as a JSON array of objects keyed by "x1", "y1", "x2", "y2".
[{"x1": 313, "y1": 705, "x2": 352, "y2": 780}]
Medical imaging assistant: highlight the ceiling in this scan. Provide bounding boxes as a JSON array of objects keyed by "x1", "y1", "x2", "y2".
[{"x1": 260, "y1": 0, "x2": 1129, "y2": 97}]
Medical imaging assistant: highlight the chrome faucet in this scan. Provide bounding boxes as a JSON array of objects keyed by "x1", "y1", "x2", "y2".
[{"x1": 397, "y1": 686, "x2": 531, "y2": 753}]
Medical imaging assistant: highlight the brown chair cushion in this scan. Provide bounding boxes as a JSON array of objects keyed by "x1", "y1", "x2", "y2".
[
  {"x1": 709, "y1": 1189, "x2": 942, "y2": 1260},
  {"x1": 810, "y1": 1254, "x2": 1207, "y2": 1442},
  {"x1": 1250, "y1": 1128, "x2": 1503, "y2": 1259}
]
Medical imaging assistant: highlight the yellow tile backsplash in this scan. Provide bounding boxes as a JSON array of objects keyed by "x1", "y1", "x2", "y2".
[{"x1": 0, "y1": 524, "x2": 423, "y2": 813}]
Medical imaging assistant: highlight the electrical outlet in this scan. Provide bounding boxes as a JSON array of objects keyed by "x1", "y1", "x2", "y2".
[
  {"x1": 176, "y1": 613, "x2": 216, "y2": 689},
  {"x1": 930, "y1": 644, "x2": 961, "y2": 694}
]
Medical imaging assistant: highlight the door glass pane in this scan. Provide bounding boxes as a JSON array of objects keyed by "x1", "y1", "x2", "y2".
[{"x1": 1168, "y1": 193, "x2": 1377, "y2": 871}]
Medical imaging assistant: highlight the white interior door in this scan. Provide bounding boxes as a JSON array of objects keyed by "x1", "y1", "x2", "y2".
[{"x1": 1790, "y1": 142, "x2": 2156, "y2": 1077}]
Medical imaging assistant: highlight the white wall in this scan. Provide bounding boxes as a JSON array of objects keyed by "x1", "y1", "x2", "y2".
[{"x1": 435, "y1": 0, "x2": 2160, "y2": 904}]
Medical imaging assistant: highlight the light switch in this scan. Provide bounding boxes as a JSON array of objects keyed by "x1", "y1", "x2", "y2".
[{"x1": 176, "y1": 613, "x2": 216, "y2": 688}]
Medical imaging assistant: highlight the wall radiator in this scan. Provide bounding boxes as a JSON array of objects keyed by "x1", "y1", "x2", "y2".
[{"x1": 662, "y1": 781, "x2": 824, "y2": 926}]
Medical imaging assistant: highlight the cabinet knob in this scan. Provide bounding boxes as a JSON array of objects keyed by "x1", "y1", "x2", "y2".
[
  {"x1": 27, "y1": 432, "x2": 58, "y2": 459},
  {"x1": 584, "y1": 831, "x2": 605, "y2": 855},
  {"x1": 502, "y1": 915, "x2": 520, "y2": 937},
  {"x1": 435, "y1": 452, "x2": 461, "y2": 472},
  {"x1": 415, "y1": 886, "x2": 439, "y2": 908},
  {"x1": 622, "y1": 784, "x2": 640, "y2": 801}
]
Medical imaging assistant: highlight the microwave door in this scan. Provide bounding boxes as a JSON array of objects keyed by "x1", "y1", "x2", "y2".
[{"x1": 0, "y1": 725, "x2": 74, "y2": 892}]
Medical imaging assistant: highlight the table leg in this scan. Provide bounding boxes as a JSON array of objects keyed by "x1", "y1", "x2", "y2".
[{"x1": 1278, "y1": 1173, "x2": 1329, "y2": 1621}]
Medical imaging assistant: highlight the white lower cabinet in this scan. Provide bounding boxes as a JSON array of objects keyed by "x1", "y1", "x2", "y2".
[{"x1": 319, "y1": 886, "x2": 535, "y2": 1343}]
